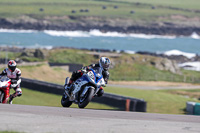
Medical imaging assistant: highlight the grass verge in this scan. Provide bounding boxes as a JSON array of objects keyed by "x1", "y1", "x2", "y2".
[{"x1": 11, "y1": 88, "x2": 117, "y2": 110}]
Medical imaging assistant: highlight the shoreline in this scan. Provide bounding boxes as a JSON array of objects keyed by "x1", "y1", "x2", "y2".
[{"x1": 0, "y1": 28, "x2": 199, "y2": 39}]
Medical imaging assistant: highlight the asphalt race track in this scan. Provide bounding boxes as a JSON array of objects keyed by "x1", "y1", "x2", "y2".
[{"x1": 0, "y1": 104, "x2": 200, "y2": 133}]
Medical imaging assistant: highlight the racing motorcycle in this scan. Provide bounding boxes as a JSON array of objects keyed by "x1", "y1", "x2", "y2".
[
  {"x1": 0, "y1": 76, "x2": 11, "y2": 103},
  {"x1": 61, "y1": 67, "x2": 106, "y2": 108}
]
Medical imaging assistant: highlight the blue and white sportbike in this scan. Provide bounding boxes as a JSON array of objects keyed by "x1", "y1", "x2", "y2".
[{"x1": 61, "y1": 67, "x2": 106, "y2": 108}]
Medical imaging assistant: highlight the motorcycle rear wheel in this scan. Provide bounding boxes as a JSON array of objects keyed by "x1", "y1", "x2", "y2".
[
  {"x1": 78, "y1": 87, "x2": 94, "y2": 108},
  {"x1": 61, "y1": 94, "x2": 72, "y2": 107}
]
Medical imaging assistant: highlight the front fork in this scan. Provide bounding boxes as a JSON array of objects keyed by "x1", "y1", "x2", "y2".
[
  {"x1": 64, "y1": 85, "x2": 76, "y2": 101},
  {"x1": 64, "y1": 90, "x2": 70, "y2": 98}
]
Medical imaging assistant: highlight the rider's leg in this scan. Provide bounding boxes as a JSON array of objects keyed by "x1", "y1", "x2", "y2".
[
  {"x1": 9, "y1": 86, "x2": 22, "y2": 104},
  {"x1": 65, "y1": 70, "x2": 83, "y2": 89}
]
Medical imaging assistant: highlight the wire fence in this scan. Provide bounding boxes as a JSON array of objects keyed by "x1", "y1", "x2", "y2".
[{"x1": 111, "y1": 73, "x2": 200, "y2": 84}]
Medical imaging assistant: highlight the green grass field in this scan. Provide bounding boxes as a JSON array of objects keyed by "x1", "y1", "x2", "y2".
[
  {"x1": 1, "y1": 48, "x2": 200, "y2": 83},
  {"x1": 0, "y1": 0, "x2": 199, "y2": 22},
  {"x1": 113, "y1": 0, "x2": 200, "y2": 9},
  {"x1": 11, "y1": 87, "x2": 200, "y2": 114},
  {"x1": 47, "y1": 49, "x2": 200, "y2": 83}
]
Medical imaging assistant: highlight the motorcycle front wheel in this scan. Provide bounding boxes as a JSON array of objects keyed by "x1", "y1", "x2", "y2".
[
  {"x1": 78, "y1": 87, "x2": 94, "y2": 108},
  {"x1": 61, "y1": 94, "x2": 72, "y2": 107},
  {"x1": 0, "y1": 90, "x2": 4, "y2": 103}
]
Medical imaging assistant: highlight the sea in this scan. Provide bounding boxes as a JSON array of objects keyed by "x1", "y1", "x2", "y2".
[{"x1": 0, "y1": 29, "x2": 200, "y2": 71}]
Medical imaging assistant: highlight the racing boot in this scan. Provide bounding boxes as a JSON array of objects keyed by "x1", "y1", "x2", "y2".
[{"x1": 8, "y1": 94, "x2": 15, "y2": 104}]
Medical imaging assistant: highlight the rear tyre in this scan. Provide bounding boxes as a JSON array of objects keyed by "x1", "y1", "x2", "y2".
[
  {"x1": 78, "y1": 88, "x2": 94, "y2": 108},
  {"x1": 0, "y1": 90, "x2": 4, "y2": 103},
  {"x1": 61, "y1": 94, "x2": 72, "y2": 107}
]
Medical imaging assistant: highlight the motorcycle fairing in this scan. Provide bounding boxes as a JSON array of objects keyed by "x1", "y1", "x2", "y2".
[
  {"x1": 0, "y1": 76, "x2": 11, "y2": 103},
  {"x1": 68, "y1": 68, "x2": 105, "y2": 102}
]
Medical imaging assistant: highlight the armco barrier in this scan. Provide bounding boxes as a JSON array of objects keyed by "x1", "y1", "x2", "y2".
[
  {"x1": 48, "y1": 63, "x2": 83, "y2": 72},
  {"x1": 21, "y1": 77, "x2": 146, "y2": 112},
  {"x1": 92, "y1": 93, "x2": 146, "y2": 112}
]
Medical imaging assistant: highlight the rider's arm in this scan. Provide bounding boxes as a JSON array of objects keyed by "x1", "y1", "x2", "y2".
[
  {"x1": 103, "y1": 71, "x2": 109, "y2": 84},
  {"x1": 0, "y1": 69, "x2": 7, "y2": 76},
  {"x1": 81, "y1": 63, "x2": 100, "y2": 71},
  {"x1": 81, "y1": 64, "x2": 97, "y2": 72},
  {"x1": 88, "y1": 64, "x2": 99, "y2": 68},
  {"x1": 16, "y1": 69, "x2": 21, "y2": 85},
  {"x1": 11, "y1": 69, "x2": 21, "y2": 85}
]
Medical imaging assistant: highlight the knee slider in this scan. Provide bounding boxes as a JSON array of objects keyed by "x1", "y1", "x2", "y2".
[
  {"x1": 97, "y1": 89, "x2": 104, "y2": 97},
  {"x1": 16, "y1": 88, "x2": 22, "y2": 97}
]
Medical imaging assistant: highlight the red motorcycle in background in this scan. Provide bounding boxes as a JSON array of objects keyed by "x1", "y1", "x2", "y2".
[{"x1": 0, "y1": 76, "x2": 11, "y2": 104}]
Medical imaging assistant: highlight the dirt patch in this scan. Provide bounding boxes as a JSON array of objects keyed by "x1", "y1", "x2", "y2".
[
  {"x1": 19, "y1": 63, "x2": 71, "y2": 85},
  {"x1": 169, "y1": 90, "x2": 200, "y2": 99}
]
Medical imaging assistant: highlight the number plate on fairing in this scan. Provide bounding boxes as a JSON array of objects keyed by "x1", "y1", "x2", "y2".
[{"x1": 87, "y1": 71, "x2": 95, "y2": 82}]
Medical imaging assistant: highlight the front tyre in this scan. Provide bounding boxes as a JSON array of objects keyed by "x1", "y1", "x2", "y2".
[
  {"x1": 0, "y1": 90, "x2": 4, "y2": 103},
  {"x1": 61, "y1": 94, "x2": 72, "y2": 107},
  {"x1": 78, "y1": 88, "x2": 94, "y2": 108}
]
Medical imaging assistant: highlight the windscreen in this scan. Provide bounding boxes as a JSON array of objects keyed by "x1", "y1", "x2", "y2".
[
  {"x1": 92, "y1": 67, "x2": 103, "y2": 79},
  {"x1": 0, "y1": 76, "x2": 9, "y2": 82}
]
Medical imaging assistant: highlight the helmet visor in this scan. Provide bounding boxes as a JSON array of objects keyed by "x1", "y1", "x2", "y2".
[
  {"x1": 102, "y1": 64, "x2": 109, "y2": 70},
  {"x1": 9, "y1": 66, "x2": 16, "y2": 72}
]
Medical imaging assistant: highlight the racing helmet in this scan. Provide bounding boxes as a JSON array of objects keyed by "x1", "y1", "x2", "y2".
[
  {"x1": 8, "y1": 60, "x2": 17, "y2": 72},
  {"x1": 99, "y1": 57, "x2": 111, "y2": 71}
]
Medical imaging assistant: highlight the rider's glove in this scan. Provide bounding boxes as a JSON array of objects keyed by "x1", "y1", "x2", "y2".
[
  {"x1": 102, "y1": 84, "x2": 106, "y2": 87},
  {"x1": 11, "y1": 84, "x2": 18, "y2": 88},
  {"x1": 11, "y1": 80, "x2": 17, "y2": 84},
  {"x1": 81, "y1": 66, "x2": 89, "y2": 73}
]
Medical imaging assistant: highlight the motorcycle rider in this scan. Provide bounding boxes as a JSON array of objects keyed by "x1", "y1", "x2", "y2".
[
  {"x1": 65, "y1": 57, "x2": 111, "y2": 97},
  {"x1": 0, "y1": 60, "x2": 22, "y2": 104}
]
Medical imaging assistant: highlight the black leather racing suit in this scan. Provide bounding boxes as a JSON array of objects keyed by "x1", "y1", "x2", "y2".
[{"x1": 70, "y1": 63, "x2": 109, "y2": 84}]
